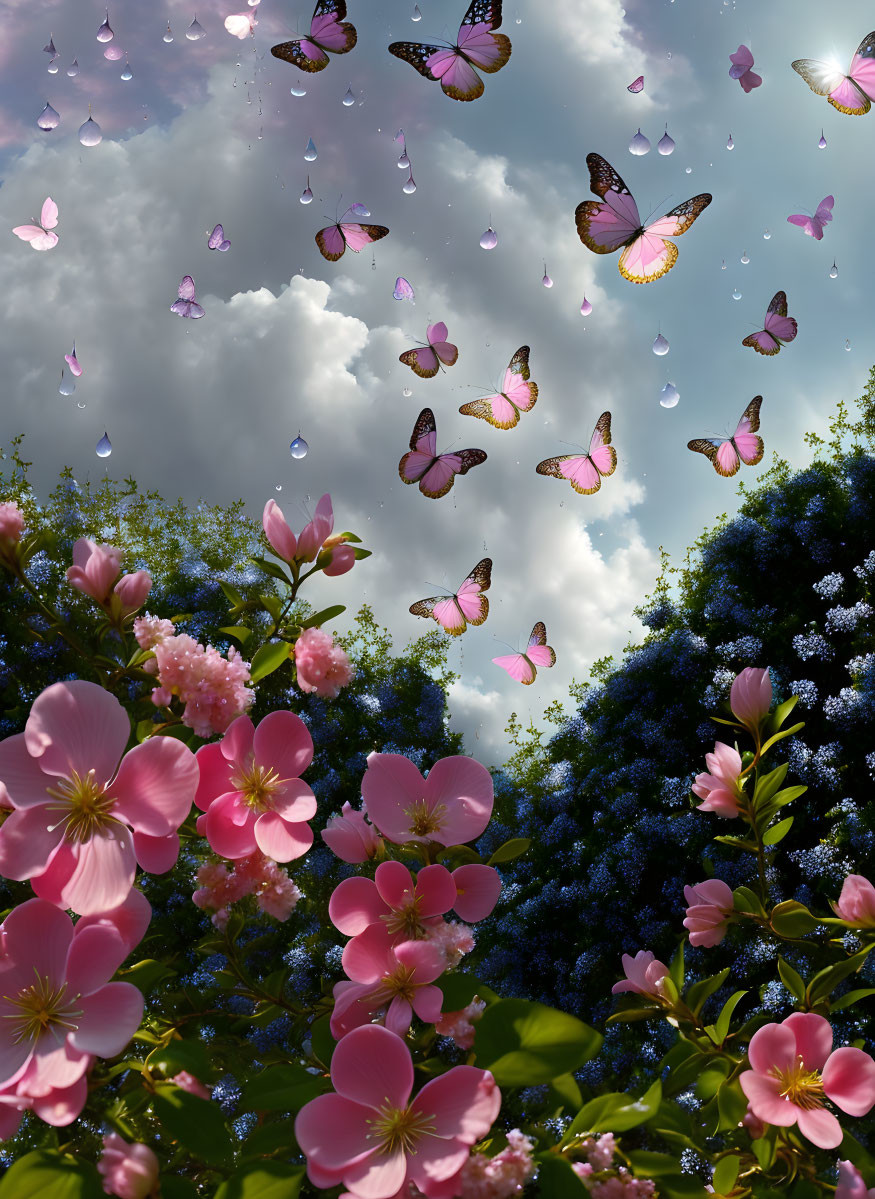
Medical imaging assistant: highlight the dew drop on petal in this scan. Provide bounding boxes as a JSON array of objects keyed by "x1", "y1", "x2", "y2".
[
  {"x1": 350, "y1": 203, "x2": 370, "y2": 217},
  {"x1": 829, "y1": 262, "x2": 838, "y2": 279},
  {"x1": 652, "y1": 333, "x2": 670, "y2": 355},
  {"x1": 397, "y1": 150, "x2": 410, "y2": 169},
  {"x1": 342, "y1": 85, "x2": 355, "y2": 106},
  {"x1": 290, "y1": 82, "x2": 307, "y2": 96},
  {"x1": 479, "y1": 226, "x2": 498, "y2": 250},
  {"x1": 741, "y1": 250, "x2": 749, "y2": 264},
  {"x1": 38, "y1": 103, "x2": 60, "y2": 131},
  {"x1": 290, "y1": 436, "x2": 309, "y2": 458},
  {"x1": 304, "y1": 137, "x2": 317, "y2": 160},
  {"x1": 78, "y1": 116, "x2": 103, "y2": 147},
  {"x1": 732, "y1": 289, "x2": 742, "y2": 300},
  {"x1": 657, "y1": 128, "x2": 675, "y2": 155},
  {"x1": 580, "y1": 296, "x2": 593, "y2": 316},
  {"x1": 628, "y1": 128, "x2": 650, "y2": 155},
  {"x1": 186, "y1": 16, "x2": 206, "y2": 39},
  {"x1": 818, "y1": 131, "x2": 827, "y2": 149},
  {"x1": 666, "y1": 50, "x2": 672, "y2": 59},
  {"x1": 726, "y1": 133, "x2": 735, "y2": 150},
  {"x1": 402, "y1": 174, "x2": 416, "y2": 193},
  {"x1": 763, "y1": 229, "x2": 771, "y2": 239},
  {"x1": 412, "y1": 3, "x2": 422, "y2": 18},
  {"x1": 67, "y1": 59, "x2": 79, "y2": 76},
  {"x1": 403, "y1": 387, "x2": 412, "y2": 397},
  {"x1": 660, "y1": 382, "x2": 679, "y2": 408},
  {"x1": 59, "y1": 371, "x2": 75, "y2": 396},
  {"x1": 97, "y1": 11, "x2": 114, "y2": 42},
  {"x1": 163, "y1": 22, "x2": 174, "y2": 42},
  {"x1": 96, "y1": 432, "x2": 112, "y2": 457}
]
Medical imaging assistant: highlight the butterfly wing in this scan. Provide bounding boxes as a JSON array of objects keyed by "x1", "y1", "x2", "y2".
[
  {"x1": 729, "y1": 44, "x2": 754, "y2": 76},
  {"x1": 733, "y1": 396, "x2": 764, "y2": 465},
  {"x1": 792, "y1": 44, "x2": 873, "y2": 115},
  {"x1": 815, "y1": 195, "x2": 835, "y2": 227},
  {"x1": 427, "y1": 321, "x2": 459, "y2": 367},
  {"x1": 627, "y1": 75, "x2": 644, "y2": 93},
  {"x1": 388, "y1": 40, "x2": 449, "y2": 83},
  {"x1": 418, "y1": 450, "x2": 487, "y2": 499},
  {"x1": 536, "y1": 454, "x2": 601, "y2": 495},
  {"x1": 493, "y1": 651, "x2": 537, "y2": 684},
  {"x1": 525, "y1": 621, "x2": 556, "y2": 669},
  {"x1": 208, "y1": 224, "x2": 228, "y2": 249},
  {"x1": 394, "y1": 276, "x2": 415, "y2": 302},
  {"x1": 787, "y1": 213, "x2": 819, "y2": 238},
  {"x1": 462, "y1": 345, "x2": 538, "y2": 428},
  {"x1": 410, "y1": 557, "x2": 491, "y2": 635},
  {"x1": 763, "y1": 291, "x2": 798, "y2": 344},
  {"x1": 12, "y1": 224, "x2": 58, "y2": 250},
  {"x1": 738, "y1": 67, "x2": 762, "y2": 93},
  {"x1": 459, "y1": 395, "x2": 519, "y2": 429},
  {"x1": 337, "y1": 223, "x2": 390, "y2": 253},
  {"x1": 272, "y1": 0, "x2": 356, "y2": 70},
  {"x1": 456, "y1": 2, "x2": 511, "y2": 71},
  {"x1": 618, "y1": 194, "x2": 712, "y2": 284},
  {"x1": 741, "y1": 329, "x2": 781, "y2": 355},
  {"x1": 40, "y1": 198, "x2": 58, "y2": 230},
  {"x1": 588, "y1": 411, "x2": 618, "y2": 477},
  {"x1": 847, "y1": 32, "x2": 875, "y2": 109},
  {"x1": 315, "y1": 223, "x2": 348, "y2": 260},
  {"x1": 400, "y1": 345, "x2": 440, "y2": 377},
  {"x1": 687, "y1": 438, "x2": 740, "y2": 478},
  {"x1": 399, "y1": 408, "x2": 438, "y2": 485},
  {"x1": 575, "y1": 153, "x2": 643, "y2": 255}
]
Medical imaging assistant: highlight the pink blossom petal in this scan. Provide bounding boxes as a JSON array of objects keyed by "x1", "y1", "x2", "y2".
[
  {"x1": 330, "y1": 986, "x2": 375, "y2": 1040},
  {"x1": 262, "y1": 499, "x2": 298, "y2": 563},
  {"x1": 294, "y1": 1091, "x2": 376, "y2": 1168},
  {"x1": 296, "y1": 495, "x2": 333, "y2": 561},
  {"x1": 0, "y1": 898, "x2": 72, "y2": 982},
  {"x1": 69, "y1": 982, "x2": 144, "y2": 1057},
  {"x1": 331, "y1": 1024, "x2": 413, "y2": 1110},
  {"x1": 205, "y1": 792, "x2": 257, "y2": 858},
  {"x1": 330, "y1": 876, "x2": 387, "y2": 936},
  {"x1": 23, "y1": 1041, "x2": 88, "y2": 1093},
  {"x1": 0, "y1": 805, "x2": 64, "y2": 879},
  {"x1": 361, "y1": 753, "x2": 428, "y2": 842},
  {"x1": 0, "y1": 1027, "x2": 33, "y2": 1091},
  {"x1": 385, "y1": 995, "x2": 414, "y2": 1035},
  {"x1": 393, "y1": 939, "x2": 446, "y2": 982},
  {"x1": 253, "y1": 811, "x2": 314, "y2": 862},
  {"x1": 220, "y1": 714, "x2": 256, "y2": 765},
  {"x1": 747, "y1": 1022, "x2": 798, "y2": 1075},
  {"x1": 408, "y1": 1134, "x2": 470, "y2": 1189},
  {"x1": 109, "y1": 738, "x2": 198, "y2": 835},
  {"x1": 344, "y1": 1145, "x2": 408, "y2": 1199},
  {"x1": 783, "y1": 1012, "x2": 833, "y2": 1071},
  {"x1": 375, "y1": 860, "x2": 418, "y2": 909},
  {"x1": 53, "y1": 828, "x2": 138, "y2": 916},
  {"x1": 450, "y1": 864, "x2": 502, "y2": 922},
  {"x1": 796, "y1": 1104, "x2": 843, "y2": 1149},
  {"x1": 270, "y1": 780, "x2": 317, "y2": 823},
  {"x1": 253, "y1": 709, "x2": 314, "y2": 779},
  {"x1": 413, "y1": 1064, "x2": 501, "y2": 1142},
  {"x1": 0, "y1": 1104, "x2": 25, "y2": 1139},
  {"x1": 133, "y1": 829, "x2": 180, "y2": 873},
  {"x1": 342, "y1": 923, "x2": 395, "y2": 984},
  {"x1": 31, "y1": 1074, "x2": 88, "y2": 1126},
  {"x1": 306, "y1": 1159, "x2": 348, "y2": 1190},
  {"x1": 738, "y1": 1070, "x2": 798, "y2": 1125},
  {"x1": 64, "y1": 924, "x2": 128, "y2": 996},
  {"x1": 30, "y1": 842, "x2": 76, "y2": 906},
  {"x1": 823, "y1": 1047, "x2": 875, "y2": 1116},
  {"x1": 0, "y1": 734, "x2": 54, "y2": 807},
  {"x1": 24, "y1": 681, "x2": 129, "y2": 782},
  {"x1": 193, "y1": 743, "x2": 235, "y2": 811},
  {"x1": 75, "y1": 888, "x2": 151, "y2": 956},
  {"x1": 423, "y1": 757, "x2": 494, "y2": 845},
  {"x1": 411, "y1": 983, "x2": 445, "y2": 1024}
]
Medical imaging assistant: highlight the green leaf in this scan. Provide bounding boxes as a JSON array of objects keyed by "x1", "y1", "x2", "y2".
[
  {"x1": 153, "y1": 1084, "x2": 233, "y2": 1167},
  {"x1": 0, "y1": 1151, "x2": 105, "y2": 1199},
  {"x1": 752, "y1": 1132, "x2": 776, "y2": 1170},
  {"x1": 259, "y1": 593, "x2": 283, "y2": 621},
  {"x1": 548, "y1": 1072, "x2": 583, "y2": 1112},
  {"x1": 136, "y1": 718, "x2": 156, "y2": 743},
  {"x1": 219, "y1": 580, "x2": 244, "y2": 606},
  {"x1": 712, "y1": 1156, "x2": 740, "y2": 1195},
  {"x1": 714, "y1": 835, "x2": 759, "y2": 852},
  {"x1": 606, "y1": 1006, "x2": 662, "y2": 1024},
  {"x1": 770, "y1": 899, "x2": 818, "y2": 938},
  {"x1": 338, "y1": 531, "x2": 362, "y2": 543},
  {"x1": 752, "y1": 762, "x2": 788, "y2": 805},
  {"x1": 486, "y1": 837, "x2": 531, "y2": 865},
  {"x1": 706, "y1": 990, "x2": 747, "y2": 1044},
  {"x1": 299, "y1": 605, "x2": 346, "y2": 629},
  {"x1": 119, "y1": 958, "x2": 177, "y2": 995},
  {"x1": 669, "y1": 940, "x2": 685, "y2": 990},
  {"x1": 763, "y1": 816, "x2": 794, "y2": 846},
  {"x1": 435, "y1": 971, "x2": 483, "y2": 1012},
  {"x1": 435, "y1": 843, "x2": 483, "y2": 866},
  {"x1": 249, "y1": 640, "x2": 291, "y2": 683},
  {"x1": 732, "y1": 886, "x2": 767, "y2": 917},
  {"x1": 770, "y1": 694, "x2": 799, "y2": 731},
  {"x1": 830, "y1": 987, "x2": 875, "y2": 1012},
  {"x1": 147, "y1": 1038, "x2": 215, "y2": 1083},
  {"x1": 214, "y1": 1163, "x2": 306, "y2": 1199},
  {"x1": 807, "y1": 946, "x2": 874, "y2": 1005},
  {"x1": 561, "y1": 1082, "x2": 662, "y2": 1144},
  {"x1": 352, "y1": 547, "x2": 372, "y2": 560},
  {"x1": 309, "y1": 1013, "x2": 336, "y2": 1070},
  {"x1": 240, "y1": 1064, "x2": 328, "y2": 1112},
  {"x1": 716, "y1": 1080, "x2": 748, "y2": 1130},
  {"x1": 686, "y1": 967, "x2": 730, "y2": 1015},
  {"x1": 759, "y1": 721, "x2": 805, "y2": 756},
  {"x1": 159, "y1": 1180, "x2": 200, "y2": 1199},
  {"x1": 777, "y1": 958, "x2": 805, "y2": 1002},
  {"x1": 219, "y1": 625, "x2": 252, "y2": 645},
  {"x1": 626, "y1": 1150, "x2": 685, "y2": 1177},
  {"x1": 250, "y1": 556, "x2": 294, "y2": 585},
  {"x1": 474, "y1": 998, "x2": 602, "y2": 1086},
  {"x1": 532, "y1": 1156, "x2": 588, "y2": 1198},
  {"x1": 695, "y1": 1061, "x2": 729, "y2": 1100},
  {"x1": 239, "y1": 1120, "x2": 300, "y2": 1160}
]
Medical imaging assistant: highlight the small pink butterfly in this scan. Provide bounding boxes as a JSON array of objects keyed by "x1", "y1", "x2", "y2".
[
  {"x1": 576, "y1": 154, "x2": 712, "y2": 283},
  {"x1": 12, "y1": 197, "x2": 59, "y2": 251},
  {"x1": 208, "y1": 223, "x2": 231, "y2": 251},
  {"x1": 393, "y1": 276, "x2": 415, "y2": 302},
  {"x1": 170, "y1": 276, "x2": 205, "y2": 319},
  {"x1": 742, "y1": 291, "x2": 797, "y2": 356},
  {"x1": 536, "y1": 412, "x2": 617, "y2": 495},
  {"x1": 493, "y1": 622, "x2": 556, "y2": 685},
  {"x1": 787, "y1": 195, "x2": 834, "y2": 240},
  {"x1": 627, "y1": 75, "x2": 644, "y2": 93},
  {"x1": 399, "y1": 322, "x2": 458, "y2": 378},
  {"x1": 458, "y1": 345, "x2": 537, "y2": 429},
  {"x1": 688, "y1": 396, "x2": 764, "y2": 477},
  {"x1": 409, "y1": 558, "x2": 492, "y2": 635},
  {"x1": 792, "y1": 31, "x2": 875, "y2": 115},
  {"x1": 388, "y1": 0, "x2": 512, "y2": 102},
  {"x1": 315, "y1": 208, "x2": 389, "y2": 261},
  {"x1": 729, "y1": 45, "x2": 762, "y2": 92},
  {"x1": 65, "y1": 342, "x2": 82, "y2": 376},
  {"x1": 399, "y1": 408, "x2": 487, "y2": 499},
  {"x1": 271, "y1": 0, "x2": 356, "y2": 71}
]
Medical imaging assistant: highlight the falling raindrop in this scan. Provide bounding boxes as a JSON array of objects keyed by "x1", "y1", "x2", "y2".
[
  {"x1": 763, "y1": 229, "x2": 771, "y2": 240},
  {"x1": 48, "y1": 56, "x2": 60, "y2": 74},
  {"x1": 402, "y1": 174, "x2": 416, "y2": 194},
  {"x1": 300, "y1": 177, "x2": 313, "y2": 204},
  {"x1": 829, "y1": 262, "x2": 838, "y2": 279},
  {"x1": 740, "y1": 250, "x2": 749, "y2": 264},
  {"x1": 845, "y1": 339, "x2": 851, "y2": 351},
  {"x1": 67, "y1": 59, "x2": 79, "y2": 77},
  {"x1": 120, "y1": 59, "x2": 133, "y2": 80},
  {"x1": 628, "y1": 128, "x2": 651, "y2": 155},
  {"x1": 397, "y1": 150, "x2": 410, "y2": 169},
  {"x1": 685, "y1": 166, "x2": 692, "y2": 173},
  {"x1": 104, "y1": 44, "x2": 124, "y2": 60},
  {"x1": 657, "y1": 126, "x2": 676, "y2": 155},
  {"x1": 818, "y1": 130, "x2": 827, "y2": 149},
  {"x1": 163, "y1": 22, "x2": 174, "y2": 42},
  {"x1": 78, "y1": 113, "x2": 103, "y2": 147},
  {"x1": 342, "y1": 85, "x2": 355, "y2": 106},
  {"x1": 275, "y1": 484, "x2": 282, "y2": 491},
  {"x1": 350, "y1": 203, "x2": 370, "y2": 217},
  {"x1": 403, "y1": 387, "x2": 412, "y2": 397},
  {"x1": 289, "y1": 436, "x2": 309, "y2": 459},
  {"x1": 37, "y1": 103, "x2": 60, "y2": 131},
  {"x1": 726, "y1": 133, "x2": 735, "y2": 150},
  {"x1": 580, "y1": 296, "x2": 593, "y2": 316},
  {"x1": 96, "y1": 432, "x2": 113, "y2": 458},
  {"x1": 187, "y1": 15, "x2": 206, "y2": 39},
  {"x1": 542, "y1": 266, "x2": 553, "y2": 288},
  {"x1": 479, "y1": 226, "x2": 498, "y2": 250},
  {"x1": 660, "y1": 382, "x2": 679, "y2": 408},
  {"x1": 666, "y1": 50, "x2": 672, "y2": 59},
  {"x1": 412, "y1": 3, "x2": 422, "y2": 17},
  {"x1": 77, "y1": 402, "x2": 86, "y2": 409},
  {"x1": 97, "y1": 10, "x2": 114, "y2": 42},
  {"x1": 652, "y1": 333, "x2": 670, "y2": 356},
  {"x1": 721, "y1": 259, "x2": 726, "y2": 270},
  {"x1": 731, "y1": 289, "x2": 742, "y2": 300},
  {"x1": 304, "y1": 137, "x2": 317, "y2": 161},
  {"x1": 290, "y1": 83, "x2": 307, "y2": 96},
  {"x1": 59, "y1": 371, "x2": 75, "y2": 396}
]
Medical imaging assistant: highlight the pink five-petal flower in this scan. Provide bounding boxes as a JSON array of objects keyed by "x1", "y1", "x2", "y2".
[
  {"x1": 837, "y1": 1160, "x2": 875, "y2": 1199},
  {"x1": 730, "y1": 667, "x2": 772, "y2": 734},
  {"x1": 740, "y1": 1013, "x2": 875, "y2": 1149},
  {"x1": 65, "y1": 538, "x2": 124, "y2": 603},
  {"x1": 0, "y1": 680, "x2": 198, "y2": 916},
  {"x1": 683, "y1": 878, "x2": 735, "y2": 947},
  {"x1": 832, "y1": 874, "x2": 875, "y2": 928},
  {"x1": 195, "y1": 710, "x2": 316, "y2": 862},
  {"x1": 262, "y1": 498, "x2": 298, "y2": 562},
  {"x1": 97, "y1": 1131, "x2": 160, "y2": 1199},
  {"x1": 0, "y1": 899, "x2": 143, "y2": 1093},
  {"x1": 321, "y1": 801, "x2": 384, "y2": 863},
  {"x1": 295, "y1": 1023, "x2": 500, "y2": 1199},
  {"x1": 611, "y1": 950, "x2": 670, "y2": 997},
  {"x1": 329, "y1": 860, "x2": 456, "y2": 941},
  {"x1": 361, "y1": 753, "x2": 494, "y2": 848},
  {"x1": 112, "y1": 571, "x2": 153, "y2": 618},
  {"x1": 692, "y1": 742, "x2": 744, "y2": 818}
]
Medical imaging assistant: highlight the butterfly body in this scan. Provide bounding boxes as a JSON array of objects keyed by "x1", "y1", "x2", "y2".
[
  {"x1": 688, "y1": 396, "x2": 764, "y2": 477},
  {"x1": 459, "y1": 345, "x2": 537, "y2": 429},
  {"x1": 792, "y1": 31, "x2": 875, "y2": 115},
  {"x1": 399, "y1": 322, "x2": 458, "y2": 377},
  {"x1": 575, "y1": 154, "x2": 711, "y2": 283},
  {"x1": 410, "y1": 558, "x2": 492, "y2": 635},
  {"x1": 12, "y1": 197, "x2": 59, "y2": 251},
  {"x1": 493, "y1": 622, "x2": 556, "y2": 684},
  {"x1": 388, "y1": 0, "x2": 511, "y2": 101},
  {"x1": 537, "y1": 411, "x2": 617, "y2": 495},
  {"x1": 729, "y1": 44, "x2": 762, "y2": 92},
  {"x1": 271, "y1": 0, "x2": 357, "y2": 72},
  {"x1": 742, "y1": 291, "x2": 797, "y2": 356},
  {"x1": 170, "y1": 275, "x2": 205, "y2": 319},
  {"x1": 315, "y1": 215, "x2": 389, "y2": 261},
  {"x1": 787, "y1": 196, "x2": 834, "y2": 240},
  {"x1": 399, "y1": 408, "x2": 486, "y2": 499}
]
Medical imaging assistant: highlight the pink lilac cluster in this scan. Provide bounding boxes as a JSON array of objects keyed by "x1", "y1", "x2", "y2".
[
  {"x1": 455, "y1": 1128, "x2": 537, "y2": 1199},
  {"x1": 97, "y1": 1131, "x2": 159, "y2": 1199},
  {"x1": 192, "y1": 852, "x2": 302, "y2": 929},
  {"x1": 66, "y1": 538, "x2": 152, "y2": 619},
  {"x1": 0, "y1": 501, "x2": 25, "y2": 541},
  {"x1": 133, "y1": 614, "x2": 176, "y2": 649},
  {"x1": 435, "y1": 996, "x2": 487, "y2": 1051},
  {"x1": 294, "y1": 626, "x2": 355, "y2": 698},
  {"x1": 571, "y1": 1136, "x2": 655, "y2": 1197},
  {"x1": 423, "y1": 919, "x2": 476, "y2": 969}
]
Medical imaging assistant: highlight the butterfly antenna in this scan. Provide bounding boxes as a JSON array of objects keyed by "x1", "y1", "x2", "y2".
[
  {"x1": 642, "y1": 193, "x2": 673, "y2": 227},
  {"x1": 491, "y1": 634, "x2": 519, "y2": 653}
]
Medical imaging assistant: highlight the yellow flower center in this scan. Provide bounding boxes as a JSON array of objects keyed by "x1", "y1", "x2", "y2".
[
  {"x1": 772, "y1": 1056, "x2": 826, "y2": 1110},
  {"x1": 44, "y1": 768, "x2": 120, "y2": 843},
  {"x1": 366, "y1": 1099, "x2": 437, "y2": 1156},
  {"x1": 230, "y1": 757, "x2": 284, "y2": 811},
  {"x1": 2, "y1": 970, "x2": 83, "y2": 1046},
  {"x1": 402, "y1": 797, "x2": 447, "y2": 839},
  {"x1": 381, "y1": 892, "x2": 428, "y2": 941}
]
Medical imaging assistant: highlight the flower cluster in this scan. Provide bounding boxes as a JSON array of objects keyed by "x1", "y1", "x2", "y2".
[
  {"x1": 192, "y1": 851, "x2": 302, "y2": 929},
  {"x1": 294, "y1": 625, "x2": 355, "y2": 698}
]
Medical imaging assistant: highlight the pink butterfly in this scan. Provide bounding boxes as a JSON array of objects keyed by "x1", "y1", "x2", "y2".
[
  {"x1": 627, "y1": 75, "x2": 644, "y2": 93},
  {"x1": 170, "y1": 276, "x2": 205, "y2": 319},
  {"x1": 393, "y1": 276, "x2": 415, "y2": 302},
  {"x1": 458, "y1": 345, "x2": 537, "y2": 429},
  {"x1": 787, "y1": 195, "x2": 834, "y2": 240},
  {"x1": 688, "y1": 396, "x2": 764, "y2": 477},
  {"x1": 388, "y1": 0, "x2": 511, "y2": 102},
  {"x1": 208, "y1": 223, "x2": 231, "y2": 251},
  {"x1": 493, "y1": 622, "x2": 556, "y2": 685},
  {"x1": 792, "y1": 31, "x2": 875, "y2": 115},
  {"x1": 399, "y1": 322, "x2": 458, "y2": 378},
  {"x1": 315, "y1": 209, "x2": 389, "y2": 261},
  {"x1": 12, "y1": 197, "x2": 59, "y2": 251},
  {"x1": 742, "y1": 291, "x2": 797, "y2": 356},
  {"x1": 536, "y1": 412, "x2": 617, "y2": 495},
  {"x1": 575, "y1": 154, "x2": 712, "y2": 283},
  {"x1": 399, "y1": 408, "x2": 487, "y2": 499},
  {"x1": 271, "y1": 0, "x2": 356, "y2": 72},
  {"x1": 409, "y1": 558, "x2": 492, "y2": 635},
  {"x1": 729, "y1": 45, "x2": 762, "y2": 92},
  {"x1": 65, "y1": 343, "x2": 82, "y2": 376}
]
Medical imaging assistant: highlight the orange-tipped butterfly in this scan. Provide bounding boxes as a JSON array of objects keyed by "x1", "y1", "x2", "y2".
[
  {"x1": 688, "y1": 396, "x2": 764, "y2": 477},
  {"x1": 493, "y1": 622, "x2": 556, "y2": 684},
  {"x1": 459, "y1": 346, "x2": 538, "y2": 429},
  {"x1": 537, "y1": 411, "x2": 617, "y2": 495},
  {"x1": 410, "y1": 558, "x2": 492, "y2": 635},
  {"x1": 399, "y1": 408, "x2": 487, "y2": 499}
]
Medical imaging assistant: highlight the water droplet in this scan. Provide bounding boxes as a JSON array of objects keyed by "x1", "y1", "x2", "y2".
[
  {"x1": 685, "y1": 166, "x2": 692, "y2": 174},
  {"x1": 660, "y1": 382, "x2": 679, "y2": 408},
  {"x1": 37, "y1": 103, "x2": 60, "y2": 131},
  {"x1": 412, "y1": 3, "x2": 422, "y2": 19},
  {"x1": 77, "y1": 402, "x2": 86, "y2": 409},
  {"x1": 47, "y1": 56, "x2": 60, "y2": 74},
  {"x1": 350, "y1": 203, "x2": 370, "y2": 217},
  {"x1": 300, "y1": 176, "x2": 313, "y2": 203},
  {"x1": 104, "y1": 44, "x2": 124, "y2": 60},
  {"x1": 731, "y1": 289, "x2": 742, "y2": 300},
  {"x1": 397, "y1": 150, "x2": 410, "y2": 169},
  {"x1": 845, "y1": 339, "x2": 851, "y2": 351},
  {"x1": 342, "y1": 85, "x2": 355, "y2": 106},
  {"x1": 187, "y1": 15, "x2": 206, "y2": 39},
  {"x1": 78, "y1": 115, "x2": 103, "y2": 147},
  {"x1": 479, "y1": 226, "x2": 498, "y2": 250},
  {"x1": 403, "y1": 387, "x2": 412, "y2": 397},
  {"x1": 515, "y1": 15, "x2": 522, "y2": 22},
  {"x1": 67, "y1": 59, "x2": 79, "y2": 77},
  {"x1": 818, "y1": 131, "x2": 827, "y2": 149},
  {"x1": 97, "y1": 10, "x2": 114, "y2": 42},
  {"x1": 740, "y1": 250, "x2": 749, "y2": 264},
  {"x1": 275, "y1": 484, "x2": 282, "y2": 491},
  {"x1": 402, "y1": 174, "x2": 416, "y2": 193},
  {"x1": 657, "y1": 127, "x2": 676, "y2": 155},
  {"x1": 290, "y1": 82, "x2": 307, "y2": 96},
  {"x1": 542, "y1": 271, "x2": 553, "y2": 288},
  {"x1": 59, "y1": 370, "x2": 75, "y2": 396},
  {"x1": 726, "y1": 133, "x2": 735, "y2": 150},
  {"x1": 763, "y1": 229, "x2": 771, "y2": 240},
  {"x1": 289, "y1": 436, "x2": 309, "y2": 459},
  {"x1": 580, "y1": 296, "x2": 593, "y2": 316},
  {"x1": 163, "y1": 21, "x2": 174, "y2": 42},
  {"x1": 666, "y1": 50, "x2": 672, "y2": 59},
  {"x1": 652, "y1": 333, "x2": 670, "y2": 355},
  {"x1": 121, "y1": 60, "x2": 133, "y2": 80},
  {"x1": 828, "y1": 261, "x2": 838, "y2": 279},
  {"x1": 628, "y1": 128, "x2": 651, "y2": 155},
  {"x1": 96, "y1": 432, "x2": 112, "y2": 457},
  {"x1": 721, "y1": 259, "x2": 726, "y2": 269}
]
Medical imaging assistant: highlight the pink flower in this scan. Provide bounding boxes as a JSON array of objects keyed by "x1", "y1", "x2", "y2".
[
  {"x1": 742, "y1": 1105, "x2": 766, "y2": 1139},
  {"x1": 147, "y1": 632, "x2": 254, "y2": 738},
  {"x1": 75, "y1": 888, "x2": 152, "y2": 957},
  {"x1": 193, "y1": 711, "x2": 316, "y2": 862},
  {"x1": 329, "y1": 860, "x2": 458, "y2": 943},
  {"x1": 611, "y1": 951, "x2": 670, "y2": 998},
  {"x1": 294, "y1": 627, "x2": 354, "y2": 698},
  {"x1": 683, "y1": 879, "x2": 735, "y2": 947},
  {"x1": 0, "y1": 501, "x2": 24, "y2": 542},
  {"x1": 456, "y1": 1128, "x2": 537, "y2": 1199},
  {"x1": 65, "y1": 538, "x2": 124, "y2": 603},
  {"x1": 836, "y1": 1160, "x2": 875, "y2": 1199},
  {"x1": 112, "y1": 571, "x2": 152, "y2": 618},
  {"x1": 832, "y1": 875, "x2": 875, "y2": 928},
  {"x1": 97, "y1": 1131, "x2": 160, "y2": 1199},
  {"x1": 692, "y1": 742, "x2": 744, "y2": 818},
  {"x1": 0, "y1": 681, "x2": 199, "y2": 915},
  {"x1": 171, "y1": 1070, "x2": 211, "y2": 1100},
  {"x1": 435, "y1": 997, "x2": 486, "y2": 1052},
  {"x1": 730, "y1": 667, "x2": 772, "y2": 734},
  {"x1": 739, "y1": 1012, "x2": 875, "y2": 1149},
  {"x1": 133, "y1": 614, "x2": 175, "y2": 650},
  {"x1": 322, "y1": 801, "x2": 384, "y2": 862},
  {"x1": 321, "y1": 536, "x2": 356, "y2": 577},
  {"x1": 295, "y1": 1022, "x2": 501, "y2": 1199},
  {"x1": 361, "y1": 753, "x2": 494, "y2": 847},
  {"x1": 0, "y1": 899, "x2": 144, "y2": 1094},
  {"x1": 0, "y1": 1068, "x2": 94, "y2": 1137},
  {"x1": 423, "y1": 921, "x2": 475, "y2": 970},
  {"x1": 262, "y1": 494, "x2": 351, "y2": 569}
]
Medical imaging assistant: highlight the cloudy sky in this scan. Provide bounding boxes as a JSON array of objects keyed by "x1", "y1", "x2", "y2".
[{"x1": 1, "y1": 0, "x2": 872, "y2": 766}]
